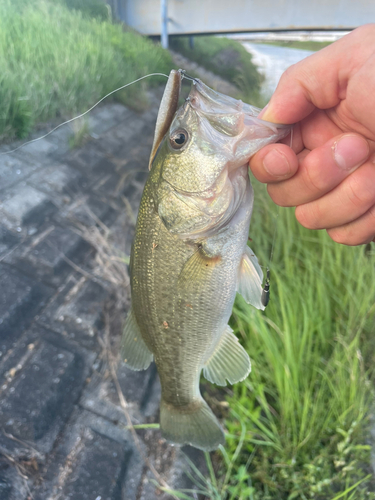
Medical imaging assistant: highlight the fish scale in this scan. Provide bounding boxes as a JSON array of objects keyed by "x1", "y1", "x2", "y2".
[{"x1": 121, "y1": 69, "x2": 291, "y2": 450}]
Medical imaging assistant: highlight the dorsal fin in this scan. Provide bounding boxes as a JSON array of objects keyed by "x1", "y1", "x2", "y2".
[{"x1": 149, "y1": 69, "x2": 181, "y2": 170}]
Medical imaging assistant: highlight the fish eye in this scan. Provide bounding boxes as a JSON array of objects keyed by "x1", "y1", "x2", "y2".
[{"x1": 169, "y1": 129, "x2": 189, "y2": 150}]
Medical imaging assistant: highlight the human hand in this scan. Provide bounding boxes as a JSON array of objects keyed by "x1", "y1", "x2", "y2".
[{"x1": 249, "y1": 24, "x2": 375, "y2": 245}]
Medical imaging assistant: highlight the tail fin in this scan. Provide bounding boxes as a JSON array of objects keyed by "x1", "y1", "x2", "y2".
[{"x1": 160, "y1": 398, "x2": 225, "y2": 451}]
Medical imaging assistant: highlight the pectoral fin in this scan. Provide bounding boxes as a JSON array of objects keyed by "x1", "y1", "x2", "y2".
[
  {"x1": 237, "y1": 246, "x2": 265, "y2": 310},
  {"x1": 178, "y1": 247, "x2": 221, "y2": 287},
  {"x1": 203, "y1": 325, "x2": 251, "y2": 386},
  {"x1": 121, "y1": 308, "x2": 153, "y2": 371}
]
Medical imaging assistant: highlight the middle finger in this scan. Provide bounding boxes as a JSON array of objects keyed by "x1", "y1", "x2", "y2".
[
  {"x1": 267, "y1": 133, "x2": 370, "y2": 207},
  {"x1": 295, "y1": 160, "x2": 375, "y2": 230}
]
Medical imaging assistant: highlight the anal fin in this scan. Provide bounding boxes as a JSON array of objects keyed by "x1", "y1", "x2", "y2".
[
  {"x1": 237, "y1": 246, "x2": 265, "y2": 310},
  {"x1": 203, "y1": 325, "x2": 251, "y2": 386},
  {"x1": 121, "y1": 308, "x2": 153, "y2": 371}
]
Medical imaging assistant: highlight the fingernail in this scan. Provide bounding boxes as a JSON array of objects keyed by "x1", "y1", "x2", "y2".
[
  {"x1": 258, "y1": 103, "x2": 269, "y2": 119},
  {"x1": 333, "y1": 134, "x2": 369, "y2": 170},
  {"x1": 262, "y1": 149, "x2": 291, "y2": 177}
]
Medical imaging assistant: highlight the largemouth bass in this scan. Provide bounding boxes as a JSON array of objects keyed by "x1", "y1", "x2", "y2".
[{"x1": 122, "y1": 70, "x2": 290, "y2": 451}]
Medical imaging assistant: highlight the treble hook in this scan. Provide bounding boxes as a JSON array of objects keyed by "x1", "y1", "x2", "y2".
[{"x1": 261, "y1": 268, "x2": 270, "y2": 308}]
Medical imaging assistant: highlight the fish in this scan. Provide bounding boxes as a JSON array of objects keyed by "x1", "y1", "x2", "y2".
[{"x1": 121, "y1": 69, "x2": 291, "y2": 451}]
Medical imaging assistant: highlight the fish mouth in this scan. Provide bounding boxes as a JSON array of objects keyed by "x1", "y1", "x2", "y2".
[{"x1": 187, "y1": 78, "x2": 290, "y2": 136}]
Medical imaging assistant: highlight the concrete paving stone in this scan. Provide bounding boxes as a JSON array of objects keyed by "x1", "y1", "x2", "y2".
[
  {"x1": 80, "y1": 362, "x2": 160, "y2": 426},
  {"x1": 97, "y1": 115, "x2": 150, "y2": 157},
  {"x1": 110, "y1": 138, "x2": 153, "y2": 169},
  {"x1": 55, "y1": 192, "x2": 118, "y2": 228},
  {"x1": 91, "y1": 170, "x2": 125, "y2": 199},
  {"x1": 43, "y1": 124, "x2": 74, "y2": 156},
  {"x1": 92, "y1": 165, "x2": 148, "y2": 203},
  {"x1": 0, "y1": 325, "x2": 94, "y2": 458},
  {"x1": 37, "y1": 273, "x2": 109, "y2": 350},
  {"x1": 64, "y1": 140, "x2": 117, "y2": 186},
  {"x1": 142, "y1": 366, "x2": 162, "y2": 418},
  {"x1": 26, "y1": 163, "x2": 87, "y2": 207},
  {"x1": 12, "y1": 137, "x2": 59, "y2": 162},
  {"x1": 32, "y1": 409, "x2": 143, "y2": 500},
  {"x1": 167, "y1": 445, "x2": 208, "y2": 496},
  {"x1": 0, "y1": 263, "x2": 52, "y2": 358},
  {"x1": 88, "y1": 102, "x2": 133, "y2": 136},
  {"x1": 0, "y1": 153, "x2": 41, "y2": 193},
  {"x1": 0, "y1": 462, "x2": 29, "y2": 500},
  {"x1": 0, "y1": 470, "x2": 12, "y2": 500},
  {"x1": 136, "y1": 431, "x2": 204, "y2": 500},
  {"x1": 0, "y1": 184, "x2": 57, "y2": 233},
  {"x1": 4, "y1": 224, "x2": 91, "y2": 287},
  {"x1": 136, "y1": 431, "x2": 207, "y2": 500},
  {"x1": 0, "y1": 224, "x2": 19, "y2": 257}
]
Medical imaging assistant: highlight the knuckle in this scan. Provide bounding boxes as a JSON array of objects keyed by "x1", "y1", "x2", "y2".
[
  {"x1": 327, "y1": 227, "x2": 351, "y2": 245},
  {"x1": 267, "y1": 185, "x2": 288, "y2": 207},
  {"x1": 295, "y1": 204, "x2": 322, "y2": 230},
  {"x1": 345, "y1": 173, "x2": 375, "y2": 209},
  {"x1": 302, "y1": 160, "x2": 328, "y2": 193},
  {"x1": 367, "y1": 204, "x2": 375, "y2": 222},
  {"x1": 355, "y1": 23, "x2": 375, "y2": 37},
  {"x1": 278, "y1": 65, "x2": 295, "y2": 85},
  {"x1": 327, "y1": 227, "x2": 363, "y2": 246}
]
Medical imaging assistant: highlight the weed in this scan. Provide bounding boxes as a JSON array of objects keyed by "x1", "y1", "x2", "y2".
[
  {"x1": 62, "y1": 0, "x2": 111, "y2": 20},
  {"x1": 0, "y1": 0, "x2": 172, "y2": 141},
  {"x1": 68, "y1": 118, "x2": 90, "y2": 149},
  {"x1": 222, "y1": 181, "x2": 375, "y2": 499}
]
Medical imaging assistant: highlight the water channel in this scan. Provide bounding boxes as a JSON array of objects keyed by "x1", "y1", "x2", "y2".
[{"x1": 241, "y1": 42, "x2": 315, "y2": 98}]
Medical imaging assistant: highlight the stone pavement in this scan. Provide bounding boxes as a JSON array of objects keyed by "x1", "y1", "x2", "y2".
[{"x1": 0, "y1": 89, "x2": 205, "y2": 500}]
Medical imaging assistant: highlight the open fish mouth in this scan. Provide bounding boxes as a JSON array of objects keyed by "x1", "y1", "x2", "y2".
[{"x1": 185, "y1": 77, "x2": 290, "y2": 164}]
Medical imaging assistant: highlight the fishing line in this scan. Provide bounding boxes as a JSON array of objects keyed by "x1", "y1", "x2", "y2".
[
  {"x1": 262, "y1": 125, "x2": 294, "y2": 306},
  {"x1": 1, "y1": 72, "x2": 169, "y2": 155},
  {"x1": 261, "y1": 206, "x2": 279, "y2": 308},
  {"x1": 269, "y1": 206, "x2": 279, "y2": 267},
  {"x1": 180, "y1": 70, "x2": 198, "y2": 83},
  {"x1": 267, "y1": 126, "x2": 294, "y2": 268}
]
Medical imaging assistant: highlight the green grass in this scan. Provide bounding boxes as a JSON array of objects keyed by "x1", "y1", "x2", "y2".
[
  {"x1": 62, "y1": 0, "x2": 111, "y2": 21},
  {"x1": 170, "y1": 35, "x2": 265, "y2": 106},
  {"x1": 255, "y1": 40, "x2": 332, "y2": 51},
  {"x1": 0, "y1": 0, "x2": 172, "y2": 141},
  {"x1": 211, "y1": 181, "x2": 375, "y2": 499}
]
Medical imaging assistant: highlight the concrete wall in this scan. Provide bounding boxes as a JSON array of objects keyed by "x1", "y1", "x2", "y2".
[{"x1": 113, "y1": 0, "x2": 374, "y2": 35}]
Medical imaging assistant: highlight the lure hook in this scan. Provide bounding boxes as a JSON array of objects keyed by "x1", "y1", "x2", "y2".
[
  {"x1": 261, "y1": 268, "x2": 270, "y2": 308},
  {"x1": 180, "y1": 70, "x2": 199, "y2": 84}
]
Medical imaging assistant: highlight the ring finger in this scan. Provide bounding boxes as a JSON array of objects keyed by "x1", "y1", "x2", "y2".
[{"x1": 295, "y1": 161, "x2": 375, "y2": 230}]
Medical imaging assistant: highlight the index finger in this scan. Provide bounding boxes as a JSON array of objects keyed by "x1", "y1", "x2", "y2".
[{"x1": 259, "y1": 24, "x2": 375, "y2": 125}]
